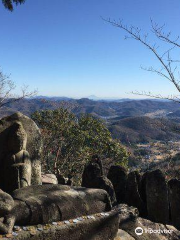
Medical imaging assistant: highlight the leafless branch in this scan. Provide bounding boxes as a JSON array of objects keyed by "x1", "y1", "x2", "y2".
[
  {"x1": 151, "y1": 19, "x2": 180, "y2": 48},
  {"x1": 103, "y1": 18, "x2": 180, "y2": 98},
  {"x1": 131, "y1": 90, "x2": 180, "y2": 103},
  {"x1": 0, "y1": 70, "x2": 37, "y2": 108}
]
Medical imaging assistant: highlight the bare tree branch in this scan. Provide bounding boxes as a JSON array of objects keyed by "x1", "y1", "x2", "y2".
[
  {"x1": 131, "y1": 90, "x2": 180, "y2": 103},
  {"x1": 151, "y1": 19, "x2": 180, "y2": 48},
  {"x1": 103, "y1": 18, "x2": 180, "y2": 99},
  {"x1": 0, "y1": 70, "x2": 37, "y2": 108}
]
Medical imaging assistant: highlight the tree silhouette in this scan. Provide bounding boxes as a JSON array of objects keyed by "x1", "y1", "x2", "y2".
[{"x1": 2, "y1": 0, "x2": 25, "y2": 11}]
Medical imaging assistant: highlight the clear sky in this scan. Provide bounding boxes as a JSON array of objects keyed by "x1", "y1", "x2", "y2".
[{"x1": 0, "y1": 0, "x2": 180, "y2": 98}]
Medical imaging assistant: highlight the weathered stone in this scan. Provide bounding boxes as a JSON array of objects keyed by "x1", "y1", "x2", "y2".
[
  {"x1": 115, "y1": 204, "x2": 139, "y2": 224},
  {"x1": 126, "y1": 171, "x2": 147, "y2": 217},
  {"x1": 1, "y1": 209, "x2": 119, "y2": 240},
  {"x1": 139, "y1": 171, "x2": 148, "y2": 204},
  {"x1": 91, "y1": 155, "x2": 104, "y2": 175},
  {"x1": 0, "y1": 112, "x2": 42, "y2": 188},
  {"x1": 0, "y1": 184, "x2": 112, "y2": 234},
  {"x1": 114, "y1": 229, "x2": 135, "y2": 240},
  {"x1": 107, "y1": 166, "x2": 127, "y2": 203},
  {"x1": 82, "y1": 163, "x2": 116, "y2": 205},
  {"x1": 0, "y1": 189, "x2": 14, "y2": 215},
  {"x1": 41, "y1": 174, "x2": 58, "y2": 185},
  {"x1": 82, "y1": 162, "x2": 101, "y2": 186},
  {"x1": 121, "y1": 216, "x2": 180, "y2": 240},
  {"x1": 1, "y1": 122, "x2": 32, "y2": 193},
  {"x1": 117, "y1": 205, "x2": 180, "y2": 240},
  {"x1": 146, "y1": 169, "x2": 169, "y2": 224},
  {"x1": 168, "y1": 178, "x2": 180, "y2": 230},
  {"x1": 56, "y1": 172, "x2": 66, "y2": 185}
]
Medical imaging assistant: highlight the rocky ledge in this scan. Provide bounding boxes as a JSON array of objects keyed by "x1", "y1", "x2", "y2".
[
  {"x1": 0, "y1": 210, "x2": 119, "y2": 240},
  {"x1": 116, "y1": 204, "x2": 180, "y2": 240}
]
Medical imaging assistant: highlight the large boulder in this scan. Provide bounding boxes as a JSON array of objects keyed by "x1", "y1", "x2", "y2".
[
  {"x1": 168, "y1": 179, "x2": 180, "y2": 230},
  {"x1": 82, "y1": 162, "x2": 117, "y2": 205},
  {"x1": 107, "y1": 165, "x2": 127, "y2": 204},
  {"x1": 0, "y1": 112, "x2": 42, "y2": 188},
  {"x1": 12, "y1": 185, "x2": 112, "y2": 226},
  {"x1": 0, "y1": 184, "x2": 113, "y2": 235},
  {"x1": 146, "y1": 169, "x2": 169, "y2": 224}
]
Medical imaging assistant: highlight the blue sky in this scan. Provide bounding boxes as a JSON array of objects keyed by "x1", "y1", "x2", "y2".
[{"x1": 0, "y1": 0, "x2": 180, "y2": 98}]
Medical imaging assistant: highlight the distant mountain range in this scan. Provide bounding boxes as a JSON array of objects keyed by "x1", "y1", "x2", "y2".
[
  {"x1": 32, "y1": 95, "x2": 134, "y2": 102},
  {"x1": 1, "y1": 97, "x2": 180, "y2": 119},
  {"x1": 31, "y1": 96, "x2": 72, "y2": 101},
  {"x1": 1, "y1": 97, "x2": 180, "y2": 144}
]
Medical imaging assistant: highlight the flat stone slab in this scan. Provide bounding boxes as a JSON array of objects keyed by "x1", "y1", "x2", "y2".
[{"x1": 0, "y1": 210, "x2": 119, "y2": 240}]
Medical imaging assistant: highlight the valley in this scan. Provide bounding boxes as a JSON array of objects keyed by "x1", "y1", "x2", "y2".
[{"x1": 1, "y1": 97, "x2": 180, "y2": 170}]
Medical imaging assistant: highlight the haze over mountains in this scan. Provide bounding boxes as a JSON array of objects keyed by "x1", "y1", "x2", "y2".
[{"x1": 1, "y1": 97, "x2": 180, "y2": 144}]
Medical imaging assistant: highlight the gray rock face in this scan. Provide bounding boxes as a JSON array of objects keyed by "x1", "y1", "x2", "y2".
[
  {"x1": 41, "y1": 174, "x2": 58, "y2": 185},
  {"x1": 168, "y1": 179, "x2": 180, "y2": 230},
  {"x1": 126, "y1": 171, "x2": 147, "y2": 217},
  {"x1": 117, "y1": 204, "x2": 180, "y2": 240},
  {"x1": 0, "y1": 185, "x2": 112, "y2": 234},
  {"x1": 0, "y1": 112, "x2": 42, "y2": 189},
  {"x1": 120, "y1": 216, "x2": 180, "y2": 240},
  {"x1": 114, "y1": 229, "x2": 135, "y2": 240},
  {"x1": 139, "y1": 171, "x2": 148, "y2": 204},
  {"x1": 82, "y1": 163, "x2": 117, "y2": 205},
  {"x1": 1, "y1": 209, "x2": 119, "y2": 240},
  {"x1": 146, "y1": 169, "x2": 169, "y2": 224},
  {"x1": 107, "y1": 166, "x2": 127, "y2": 204}
]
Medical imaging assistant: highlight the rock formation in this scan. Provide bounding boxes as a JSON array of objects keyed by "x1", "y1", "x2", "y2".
[
  {"x1": 0, "y1": 112, "x2": 42, "y2": 188},
  {"x1": 1, "y1": 113, "x2": 180, "y2": 239},
  {"x1": 82, "y1": 162, "x2": 116, "y2": 205},
  {"x1": 0, "y1": 184, "x2": 111, "y2": 234},
  {"x1": 2, "y1": 122, "x2": 31, "y2": 193},
  {"x1": 118, "y1": 205, "x2": 180, "y2": 240},
  {"x1": 168, "y1": 178, "x2": 180, "y2": 230},
  {"x1": 126, "y1": 171, "x2": 147, "y2": 217},
  {"x1": 107, "y1": 165, "x2": 127, "y2": 204},
  {"x1": 0, "y1": 209, "x2": 119, "y2": 240},
  {"x1": 146, "y1": 169, "x2": 169, "y2": 224},
  {"x1": 91, "y1": 154, "x2": 104, "y2": 175}
]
